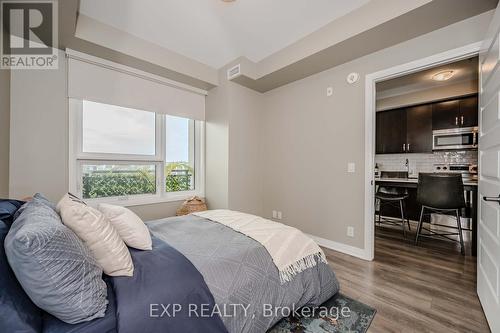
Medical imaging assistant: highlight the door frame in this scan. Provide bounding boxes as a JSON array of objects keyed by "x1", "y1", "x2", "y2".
[{"x1": 363, "y1": 42, "x2": 482, "y2": 260}]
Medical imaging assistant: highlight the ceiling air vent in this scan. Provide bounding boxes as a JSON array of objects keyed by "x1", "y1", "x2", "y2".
[{"x1": 227, "y1": 64, "x2": 241, "y2": 80}]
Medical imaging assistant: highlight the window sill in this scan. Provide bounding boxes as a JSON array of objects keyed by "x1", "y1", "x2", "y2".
[{"x1": 84, "y1": 191, "x2": 203, "y2": 208}]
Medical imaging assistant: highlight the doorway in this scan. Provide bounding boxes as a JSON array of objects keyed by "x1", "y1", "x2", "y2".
[
  {"x1": 363, "y1": 42, "x2": 482, "y2": 260},
  {"x1": 361, "y1": 46, "x2": 487, "y2": 331},
  {"x1": 375, "y1": 57, "x2": 479, "y2": 255}
]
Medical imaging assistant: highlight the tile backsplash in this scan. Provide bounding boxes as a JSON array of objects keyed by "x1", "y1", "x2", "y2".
[{"x1": 375, "y1": 151, "x2": 478, "y2": 176}]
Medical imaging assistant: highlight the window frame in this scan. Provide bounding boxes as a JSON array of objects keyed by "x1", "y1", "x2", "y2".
[{"x1": 69, "y1": 99, "x2": 205, "y2": 207}]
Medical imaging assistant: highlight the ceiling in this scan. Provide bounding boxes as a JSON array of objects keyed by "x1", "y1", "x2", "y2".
[
  {"x1": 376, "y1": 57, "x2": 479, "y2": 99},
  {"x1": 79, "y1": 0, "x2": 370, "y2": 69}
]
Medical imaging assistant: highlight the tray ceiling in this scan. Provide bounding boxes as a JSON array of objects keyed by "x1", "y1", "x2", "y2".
[{"x1": 79, "y1": 0, "x2": 369, "y2": 68}]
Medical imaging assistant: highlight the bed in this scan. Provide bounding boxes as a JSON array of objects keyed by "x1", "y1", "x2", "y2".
[{"x1": 6, "y1": 212, "x2": 340, "y2": 333}]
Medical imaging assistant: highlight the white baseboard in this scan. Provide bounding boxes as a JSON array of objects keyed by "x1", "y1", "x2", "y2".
[{"x1": 307, "y1": 234, "x2": 372, "y2": 261}]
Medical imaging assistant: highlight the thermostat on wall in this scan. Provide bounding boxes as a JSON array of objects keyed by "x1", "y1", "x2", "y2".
[{"x1": 346, "y1": 72, "x2": 360, "y2": 84}]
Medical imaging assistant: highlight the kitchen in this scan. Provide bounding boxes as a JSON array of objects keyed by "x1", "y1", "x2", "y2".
[{"x1": 374, "y1": 57, "x2": 478, "y2": 256}]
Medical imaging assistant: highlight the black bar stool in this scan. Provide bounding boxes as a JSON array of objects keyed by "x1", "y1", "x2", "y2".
[
  {"x1": 415, "y1": 173, "x2": 466, "y2": 255},
  {"x1": 375, "y1": 186, "x2": 411, "y2": 237}
]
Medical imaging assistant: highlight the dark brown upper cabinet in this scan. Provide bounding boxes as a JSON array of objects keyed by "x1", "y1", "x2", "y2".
[
  {"x1": 376, "y1": 105, "x2": 433, "y2": 154},
  {"x1": 406, "y1": 104, "x2": 433, "y2": 153},
  {"x1": 459, "y1": 96, "x2": 478, "y2": 128},
  {"x1": 376, "y1": 109, "x2": 407, "y2": 154},
  {"x1": 432, "y1": 95, "x2": 478, "y2": 130},
  {"x1": 376, "y1": 95, "x2": 478, "y2": 154},
  {"x1": 432, "y1": 100, "x2": 460, "y2": 129}
]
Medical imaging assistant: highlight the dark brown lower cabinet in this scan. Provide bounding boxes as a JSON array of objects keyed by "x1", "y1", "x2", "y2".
[
  {"x1": 378, "y1": 189, "x2": 473, "y2": 223},
  {"x1": 378, "y1": 188, "x2": 430, "y2": 222}
]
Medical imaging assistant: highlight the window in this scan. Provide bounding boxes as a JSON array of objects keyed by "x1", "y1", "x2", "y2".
[
  {"x1": 82, "y1": 101, "x2": 156, "y2": 156},
  {"x1": 70, "y1": 100, "x2": 204, "y2": 206},
  {"x1": 165, "y1": 115, "x2": 195, "y2": 192},
  {"x1": 82, "y1": 164, "x2": 157, "y2": 199}
]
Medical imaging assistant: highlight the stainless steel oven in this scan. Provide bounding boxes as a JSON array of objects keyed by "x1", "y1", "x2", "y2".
[
  {"x1": 434, "y1": 163, "x2": 478, "y2": 181},
  {"x1": 432, "y1": 127, "x2": 478, "y2": 150}
]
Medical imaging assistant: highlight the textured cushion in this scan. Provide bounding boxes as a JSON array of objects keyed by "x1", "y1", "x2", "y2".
[
  {"x1": 13, "y1": 193, "x2": 55, "y2": 222},
  {"x1": 57, "y1": 194, "x2": 134, "y2": 276},
  {"x1": 4, "y1": 199, "x2": 108, "y2": 324},
  {"x1": 32, "y1": 193, "x2": 57, "y2": 210},
  {"x1": 0, "y1": 220, "x2": 43, "y2": 333},
  {"x1": 0, "y1": 199, "x2": 25, "y2": 226},
  {"x1": 98, "y1": 204, "x2": 152, "y2": 250}
]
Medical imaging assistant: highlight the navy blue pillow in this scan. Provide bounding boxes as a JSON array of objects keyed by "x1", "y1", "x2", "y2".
[
  {"x1": 0, "y1": 220, "x2": 43, "y2": 333},
  {"x1": 0, "y1": 199, "x2": 25, "y2": 227}
]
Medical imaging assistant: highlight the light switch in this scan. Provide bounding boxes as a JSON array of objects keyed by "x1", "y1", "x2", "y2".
[
  {"x1": 272, "y1": 210, "x2": 278, "y2": 219},
  {"x1": 348, "y1": 163, "x2": 356, "y2": 173},
  {"x1": 277, "y1": 211, "x2": 282, "y2": 220},
  {"x1": 326, "y1": 87, "x2": 333, "y2": 97}
]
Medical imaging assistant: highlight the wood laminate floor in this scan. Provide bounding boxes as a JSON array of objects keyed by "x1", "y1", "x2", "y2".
[{"x1": 324, "y1": 223, "x2": 490, "y2": 333}]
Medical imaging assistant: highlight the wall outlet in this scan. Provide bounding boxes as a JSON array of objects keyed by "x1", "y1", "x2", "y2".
[
  {"x1": 348, "y1": 162, "x2": 356, "y2": 173},
  {"x1": 272, "y1": 210, "x2": 278, "y2": 219},
  {"x1": 347, "y1": 226, "x2": 355, "y2": 238},
  {"x1": 277, "y1": 211, "x2": 283, "y2": 220}
]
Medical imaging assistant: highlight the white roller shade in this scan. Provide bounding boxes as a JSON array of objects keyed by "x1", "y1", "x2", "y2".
[{"x1": 67, "y1": 53, "x2": 206, "y2": 121}]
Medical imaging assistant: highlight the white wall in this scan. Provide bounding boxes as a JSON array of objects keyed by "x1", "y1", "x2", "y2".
[
  {"x1": 0, "y1": 46, "x2": 9, "y2": 197},
  {"x1": 227, "y1": 80, "x2": 264, "y2": 216},
  {"x1": 205, "y1": 72, "x2": 230, "y2": 209},
  {"x1": 10, "y1": 50, "x2": 68, "y2": 202},
  {"x1": 205, "y1": 68, "x2": 264, "y2": 216},
  {"x1": 260, "y1": 11, "x2": 491, "y2": 249}
]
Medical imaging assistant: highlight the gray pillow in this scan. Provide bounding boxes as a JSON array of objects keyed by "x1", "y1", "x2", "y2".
[
  {"x1": 4, "y1": 198, "x2": 108, "y2": 324},
  {"x1": 13, "y1": 193, "x2": 56, "y2": 221}
]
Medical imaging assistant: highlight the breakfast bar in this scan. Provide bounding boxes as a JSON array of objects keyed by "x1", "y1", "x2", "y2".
[{"x1": 375, "y1": 177, "x2": 478, "y2": 256}]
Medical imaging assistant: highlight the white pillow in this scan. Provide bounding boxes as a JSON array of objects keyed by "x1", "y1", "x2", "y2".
[
  {"x1": 97, "y1": 204, "x2": 152, "y2": 250},
  {"x1": 56, "y1": 194, "x2": 134, "y2": 277}
]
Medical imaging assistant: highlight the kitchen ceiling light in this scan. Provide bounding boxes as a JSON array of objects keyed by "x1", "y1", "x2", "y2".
[{"x1": 432, "y1": 70, "x2": 455, "y2": 81}]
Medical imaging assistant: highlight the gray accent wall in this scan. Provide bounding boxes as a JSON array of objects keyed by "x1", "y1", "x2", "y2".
[
  {"x1": 259, "y1": 11, "x2": 491, "y2": 249},
  {"x1": 207, "y1": 11, "x2": 494, "y2": 251}
]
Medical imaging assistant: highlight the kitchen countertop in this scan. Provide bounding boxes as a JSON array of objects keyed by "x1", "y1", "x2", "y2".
[{"x1": 375, "y1": 177, "x2": 478, "y2": 186}]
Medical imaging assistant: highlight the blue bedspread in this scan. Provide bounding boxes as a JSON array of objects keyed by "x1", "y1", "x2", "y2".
[
  {"x1": 111, "y1": 236, "x2": 228, "y2": 333},
  {"x1": 43, "y1": 280, "x2": 116, "y2": 333},
  {"x1": 41, "y1": 217, "x2": 338, "y2": 333},
  {"x1": 43, "y1": 236, "x2": 227, "y2": 333}
]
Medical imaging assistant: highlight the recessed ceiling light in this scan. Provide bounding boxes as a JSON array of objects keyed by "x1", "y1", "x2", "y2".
[{"x1": 432, "y1": 70, "x2": 455, "y2": 81}]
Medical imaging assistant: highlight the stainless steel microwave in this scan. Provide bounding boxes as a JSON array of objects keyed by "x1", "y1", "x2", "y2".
[{"x1": 432, "y1": 127, "x2": 478, "y2": 150}]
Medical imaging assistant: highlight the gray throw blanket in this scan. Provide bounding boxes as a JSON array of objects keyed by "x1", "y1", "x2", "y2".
[{"x1": 147, "y1": 215, "x2": 339, "y2": 333}]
